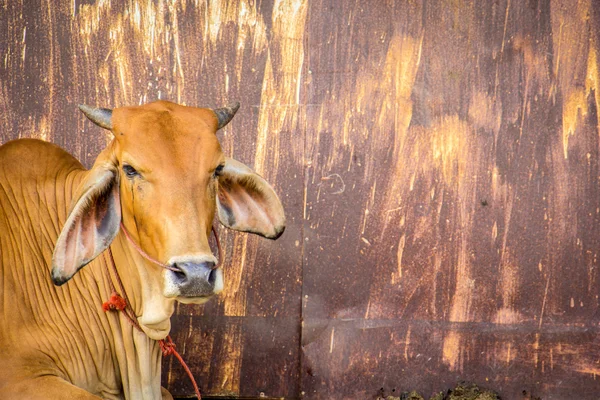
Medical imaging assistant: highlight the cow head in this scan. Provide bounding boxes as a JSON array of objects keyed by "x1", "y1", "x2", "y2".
[{"x1": 51, "y1": 101, "x2": 285, "y2": 338}]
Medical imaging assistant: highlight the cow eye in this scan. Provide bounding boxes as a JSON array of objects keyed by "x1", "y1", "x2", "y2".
[
  {"x1": 123, "y1": 164, "x2": 140, "y2": 178},
  {"x1": 213, "y1": 164, "x2": 224, "y2": 178}
]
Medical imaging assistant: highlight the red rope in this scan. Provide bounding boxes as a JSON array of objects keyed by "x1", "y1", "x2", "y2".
[
  {"x1": 102, "y1": 291, "x2": 203, "y2": 400},
  {"x1": 160, "y1": 335, "x2": 202, "y2": 398},
  {"x1": 119, "y1": 222, "x2": 179, "y2": 271},
  {"x1": 101, "y1": 224, "x2": 224, "y2": 400},
  {"x1": 102, "y1": 292, "x2": 127, "y2": 312},
  {"x1": 120, "y1": 222, "x2": 223, "y2": 270}
]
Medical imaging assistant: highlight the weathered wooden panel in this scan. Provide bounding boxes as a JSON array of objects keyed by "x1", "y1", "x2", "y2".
[
  {"x1": 2, "y1": 0, "x2": 600, "y2": 399},
  {"x1": 165, "y1": 314, "x2": 300, "y2": 397},
  {"x1": 302, "y1": 0, "x2": 600, "y2": 399},
  {"x1": 302, "y1": 319, "x2": 600, "y2": 399}
]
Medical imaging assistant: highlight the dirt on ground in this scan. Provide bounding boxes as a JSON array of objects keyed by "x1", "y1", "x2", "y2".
[{"x1": 376, "y1": 382, "x2": 541, "y2": 400}]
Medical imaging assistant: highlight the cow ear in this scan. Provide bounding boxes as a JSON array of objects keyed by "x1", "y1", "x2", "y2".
[
  {"x1": 51, "y1": 156, "x2": 121, "y2": 286},
  {"x1": 217, "y1": 158, "x2": 285, "y2": 239}
]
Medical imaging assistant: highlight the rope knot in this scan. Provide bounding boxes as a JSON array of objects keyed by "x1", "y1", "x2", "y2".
[
  {"x1": 159, "y1": 335, "x2": 176, "y2": 356},
  {"x1": 102, "y1": 292, "x2": 127, "y2": 312}
]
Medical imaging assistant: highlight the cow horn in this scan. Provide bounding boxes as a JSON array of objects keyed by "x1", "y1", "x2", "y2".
[
  {"x1": 79, "y1": 105, "x2": 113, "y2": 130},
  {"x1": 213, "y1": 102, "x2": 240, "y2": 130}
]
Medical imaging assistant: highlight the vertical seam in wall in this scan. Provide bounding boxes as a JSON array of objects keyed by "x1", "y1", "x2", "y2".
[
  {"x1": 298, "y1": 2, "x2": 311, "y2": 396},
  {"x1": 299, "y1": 164, "x2": 309, "y2": 399}
]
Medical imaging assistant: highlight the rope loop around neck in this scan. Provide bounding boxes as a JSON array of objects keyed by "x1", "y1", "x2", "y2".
[{"x1": 102, "y1": 246, "x2": 203, "y2": 399}]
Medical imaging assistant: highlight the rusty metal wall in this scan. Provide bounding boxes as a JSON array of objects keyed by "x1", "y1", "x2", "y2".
[{"x1": 1, "y1": 0, "x2": 600, "y2": 399}]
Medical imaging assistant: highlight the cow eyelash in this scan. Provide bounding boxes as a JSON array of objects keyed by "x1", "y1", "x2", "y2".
[
  {"x1": 213, "y1": 164, "x2": 225, "y2": 178},
  {"x1": 123, "y1": 164, "x2": 140, "y2": 178}
]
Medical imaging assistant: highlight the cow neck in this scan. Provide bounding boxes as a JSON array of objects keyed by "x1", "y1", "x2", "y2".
[{"x1": 101, "y1": 224, "x2": 219, "y2": 400}]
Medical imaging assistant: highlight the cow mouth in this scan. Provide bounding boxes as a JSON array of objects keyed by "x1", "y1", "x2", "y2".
[{"x1": 176, "y1": 295, "x2": 214, "y2": 305}]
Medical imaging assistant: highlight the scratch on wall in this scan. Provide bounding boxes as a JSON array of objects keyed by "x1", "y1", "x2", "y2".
[
  {"x1": 394, "y1": 233, "x2": 406, "y2": 283},
  {"x1": 436, "y1": 115, "x2": 478, "y2": 371},
  {"x1": 365, "y1": 34, "x2": 423, "y2": 187},
  {"x1": 222, "y1": 234, "x2": 254, "y2": 317},
  {"x1": 442, "y1": 330, "x2": 462, "y2": 372},
  {"x1": 550, "y1": 0, "x2": 594, "y2": 158},
  {"x1": 493, "y1": 178, "x2": 522, "y2": 325},
  {"x1": 212, "y1": 322, "x2": 243, "y2": 393},
  {"x1": 254, "y1": 0, "x2": 307, "y2": 178}
]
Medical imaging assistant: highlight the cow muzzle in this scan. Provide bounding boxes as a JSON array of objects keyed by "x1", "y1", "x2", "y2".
[{"x1": 163, "y1": 260, "x2": 224, "y2": 299}]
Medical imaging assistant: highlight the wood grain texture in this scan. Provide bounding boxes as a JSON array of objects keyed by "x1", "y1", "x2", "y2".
[
  {"x1": 302, "y1": 0, "x2": 600, "y2": 398},
  {"x1": 2, "y1": 0, "x2": 600, "y2": 399}
]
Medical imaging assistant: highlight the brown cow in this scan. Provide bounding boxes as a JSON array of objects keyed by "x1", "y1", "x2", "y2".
[{"x1": 0, "y1": 100, "x2": 285, "y2": 399}]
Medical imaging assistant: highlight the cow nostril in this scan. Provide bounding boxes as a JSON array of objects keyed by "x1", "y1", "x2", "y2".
[
  {"x1": 169, "y1": 261, "x2": 217, "y2": 297},
  {"x1": 208, "y1": 268, "x2": 217, "y2": 286},
  {"x1": 171, "y1": 264, "x2": 187, "y2": 283}
]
